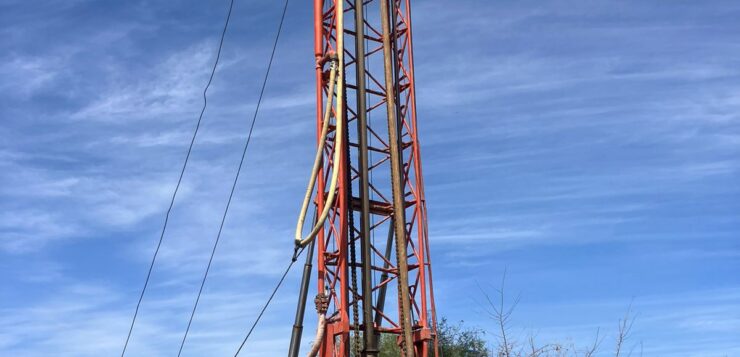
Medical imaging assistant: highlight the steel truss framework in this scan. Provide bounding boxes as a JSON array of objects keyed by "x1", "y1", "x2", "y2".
[{"x1": 311, "y1": 0, "x2": 438, "y2": 356}]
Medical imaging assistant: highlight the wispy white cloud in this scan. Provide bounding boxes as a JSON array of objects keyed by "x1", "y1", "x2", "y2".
[
  {"x1": 70, "y1": 42, "x2": 214, "y2": 123},
  {"x1": 0, "y1": 277, "x2": 302, "y2": 356},
  {"x1": 1, "y1": 0, "x2": 738, "y2": 356}
]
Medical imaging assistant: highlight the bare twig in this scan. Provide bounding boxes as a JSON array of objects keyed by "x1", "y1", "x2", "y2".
[
  {"x1": 584, "y1": 327, "x2": 603, "y2": 357},
  {"x1": 479, "y1": 269, "x2": 521, "y2": 357},
  {"x1": 615, "y1": 302, "x2": 636, "y2": 357},
  {"x1": 475, "y1": 274, "x2": 641, "y2": 357}
]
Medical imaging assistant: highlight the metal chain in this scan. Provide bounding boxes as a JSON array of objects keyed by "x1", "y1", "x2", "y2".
[
  {"x1": 395, "y1": 230, "x2": 408, "y2": 356},
  {"x1": 343, "y1": 75, "x2": 363, "y2": 357}
]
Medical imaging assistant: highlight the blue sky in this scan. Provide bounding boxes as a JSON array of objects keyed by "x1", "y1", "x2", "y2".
[{"x1": 1, "y1": 0, "x2": 739, "y2": 356}]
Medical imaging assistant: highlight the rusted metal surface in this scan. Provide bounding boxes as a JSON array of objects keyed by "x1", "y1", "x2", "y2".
[
  {"x1": 379, "y1": 0, "x2": 414, "y2": 354},
  {"x1": 304, "y1": 1, "x2": 438, "y2": 356}
]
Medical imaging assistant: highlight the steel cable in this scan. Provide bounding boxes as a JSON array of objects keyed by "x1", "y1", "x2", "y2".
[
  {"x1": 176, "y1": 0, "x2": 291, "y2": 355},
  {"x1": 120, "y1": 0, "x2": 236, "y2": 355},
  {"x1": 233, "y1": 248, "x2": 302, "y2": 356}
]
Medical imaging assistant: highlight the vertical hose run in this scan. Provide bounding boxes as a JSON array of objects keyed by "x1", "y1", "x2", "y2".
[
  {"x1": 301, "y1": 3, "x2": 345, "y2": 355},
  {"x1": 307, "y1": 288, "x2": 330, "y2": 357},
  {"x1": 294, "y1": 57, "x2": 341, "y2": 247},
  {"x1": 306, "y1": 314, "x2": 327, "y2": 357}
]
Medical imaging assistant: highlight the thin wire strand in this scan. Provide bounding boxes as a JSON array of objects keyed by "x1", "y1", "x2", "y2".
[
  {"x1": 233, "y1": 249, "x2": 302, "y2": 357},
  {"x1": 176, "y1": 0, "x2": 291, "y2": 355},
  {"x1": 119, "y1": 0, "x2": 235, "y2": 355}
]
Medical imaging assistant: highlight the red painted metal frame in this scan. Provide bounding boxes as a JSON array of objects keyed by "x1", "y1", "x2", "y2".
[{"x1": 311, "y1": 1, "x2": 437, "y2": 355}]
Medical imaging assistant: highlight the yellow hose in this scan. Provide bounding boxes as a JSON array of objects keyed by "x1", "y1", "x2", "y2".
[
  {"x1": 300, "y1": 3, "x2": 344, "y2": 356},
  {"x1": 295, "y1": 3, "x2": 345, "y2": 248}
]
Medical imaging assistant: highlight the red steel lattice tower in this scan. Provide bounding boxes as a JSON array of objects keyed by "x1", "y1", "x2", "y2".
[{"x1": 292, "y1": 0, "x2": 438, "y2": 356}]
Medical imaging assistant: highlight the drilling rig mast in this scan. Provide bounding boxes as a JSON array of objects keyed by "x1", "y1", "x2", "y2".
[{"x1": 290, "y1": 1, "x2": 437, "y2": 356}]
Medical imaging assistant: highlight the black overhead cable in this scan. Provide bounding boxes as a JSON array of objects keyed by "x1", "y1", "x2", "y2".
[
  {"x1": 119, "y1": 0, "x2": 235, "y2": 355},
  {"x1": 233, "y1": 248, "x2": 302, "y2": 357},
  {"x1": 177, "y1": 0, "x2": 292, "y2": 355}
]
